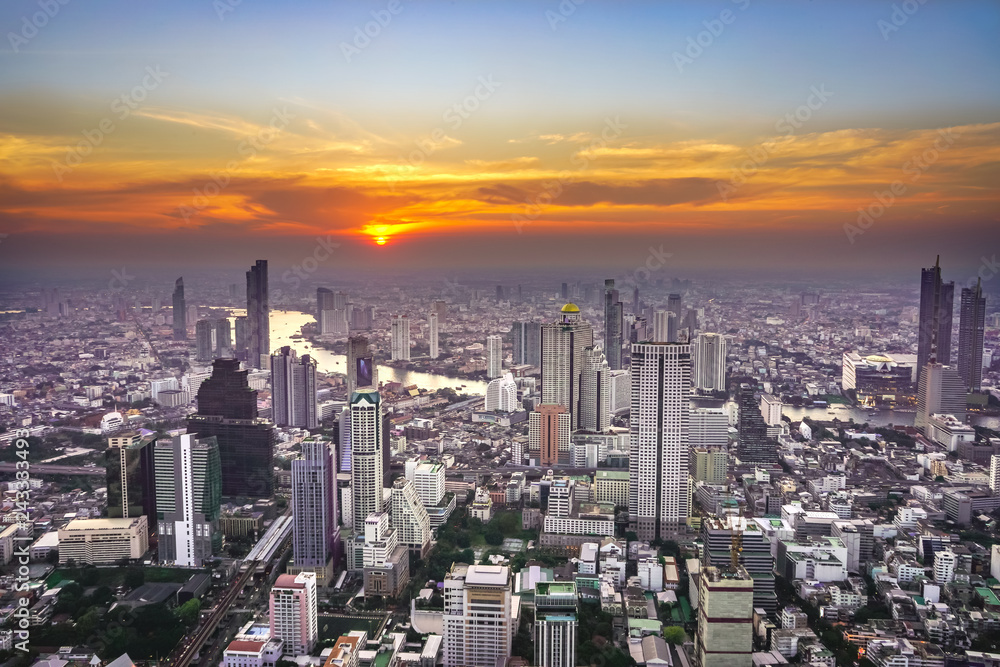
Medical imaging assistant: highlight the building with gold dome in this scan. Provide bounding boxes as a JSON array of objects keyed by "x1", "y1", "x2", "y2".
[{"x1": 841, "y1": 351, "x2": 916, "y2": 406}]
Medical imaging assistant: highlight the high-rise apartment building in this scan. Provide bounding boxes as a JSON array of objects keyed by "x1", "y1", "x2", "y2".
[
  {"x1": 530, "y1": 404, "x2": 570, "y2": 466},
  {"x1": 693, "y1": 333, "x2": 727, "y2": 392},
  {"x1": 234, "y1": 316, "x2": 248, "y2": 362},
  {"x1": 270, "y1": 572, "x2": 318, "y2": 657},
  {"x1": 391, "y1": 315, "x2": 410, "y2": 361},
  {"x1": 736, "y1": 384, "x2": 776, "y2": 464},
  {"x1": 196, "y1": 319, "x2": 215, "y2": 361},
  {"x1": 428, "y1": 312, "x2": 439, "y2": 359},
  {"x1": 511, "y1": 321, "x2": 542, "y2": 367},
  {"x1": 695, "y1": 566, "x2": 754, "y2": 667},
  {"x1": 958, "y1": 279, "x2": 986, "y2": 391},
  {"x1": 172, "y1": 277, "x2": 186, "y2": 340},
  {"x1": 390, "y1": 477, "x2": 431, "y2": 558},
  {"x1": 629, "y1": 342, "x2": 691, "y2": 540},
  {"x1": 692, "y1": 448, "x2": 728, "y2": 485},
  {"x1": 246, "y1": 259, "x2": 270, "y2": 368},
  {"x1": 578, "y1": 346, "x2": 610, "y2": 432},
  {"x1": 918, "y1": 258, "x2": 954, "y2": 371},
  {"x1": 290, "y1": 437, "x2": 338, "y2": 585},
  {"x1": 187, "y1": 358, "x2": 276, "y2": 498},
  {"x1": 487, "y1": 334, "x2": 503, "y2": 378},
  {"x1": 915, "y1": 363, "x2": 967, "y2": 432},
  {"x1": 346, "y1": 335, "x2": 376, "y2": 396},
  {"x1": 154, "y1": 433, "x2": 222, "y2": 567},
  {"x1": 485, "y1": 373, "x2": 518, "y2": 412},
  {"x1": 350, "y1": 390, "x2": 383, "y2": 534},
  {"x1": 541, "y1": 303, "x2": 594, "y2": 430},
  {"x1": 215, "y1": 318, "x2": 232, "y2": 357},
  {"x1": 534, "y1": 581, "x2": 578, "y2": 667},
  {"x1": 443, "y1": 564, "x2": 512, "y2": 667},
  {"x1": 271, "y1": 346, "x2": 318, "y2": 429},
  {"x1": 604, "y1": 279, "x2": 624, "y2": 370},
  {"x1": 105, "y1": 432, "x2": 157, "y2": 521},
  {"x1": 317, "y1": 288, "x2": 349, "y2": 336}
]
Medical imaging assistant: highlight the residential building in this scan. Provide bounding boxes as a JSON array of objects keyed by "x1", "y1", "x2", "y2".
[
  {"x1": 155, "y1": 433, "x2": 222, "y2": 567},
  {"x1": 270, "y1": 572, "x2": 318, "y2": 657},
  {"x1": 442, "y1": 564, "x2": 512, "y2": 667}
]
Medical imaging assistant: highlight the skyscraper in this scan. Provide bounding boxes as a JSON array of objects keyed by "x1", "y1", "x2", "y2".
[
  {"x1": 486, "y1": 334, "x2": 503, "y2": 378},
  {"x1": 154, "y1": 433, "x2": 222, "y2": 567},
  {"x1": 246, "y1": 259, "x2": 269, "y2": 368},
  {"x1": 652, "y1": 310, "x2": 677, "y2": 343},
  {"x1": 918, "y1": 257, "x2": 954, "y2": 371},
  {"x1": 428, "y1": 312, "x2": 439, "y2": 359},
  {"x1": 271, "y1": 346, "x2": 318, "y2": 429},
  {"x1": 317, "y1": 288, "x2": 349, "y2": 336},
  {"x1": 667, "y1": 293, "x2": 683, "y2": 320},
  {"x1": 541, "y1": 303, "x2": 594, "y2": 430},
  {"x1": 695, "y1": 566, "x2": 754, "y2": 667},
  {"x1": 172, "y1": 277, "x2": 186, "y2": 340},
  {"x1": 511, "y1": 321, "x2": 542, "y2": 367},
  {"x1": 346, "y1": 335, "x2": 377, "y2": 396},
  {"x1": 736, "y1": 384, "x2": 776, "y2": 464},
  {"x1": 195, "y1": 319, "x2": 215, "y2": 361},
  {"x1": 693, "y1": 333, "x2": 727, "y2": 392},
  {"x1": 270, "y1": 572, "x2": 318, "y2": 657},
  {"x1": 530, "y1": 404, "x2": 570, "y2": 466},
  {"x1": 391, "y1": 315, "x2": 410, "y2": 361},
  {"x1": 958, "y1": 279, "x2": 986, "y2": 391},
  {"x1": 234, "y1": 316, "x2": 248, "y2": 361},
  {"x1": 443, "y1": 564, "x2": 513, "y2": 667},
  {"x1": 390, "y1": 477, "x2": 431, "y2": 558},
  {"x1": 215, "y1": 318, "x2": 232, "y2": 357},
  {"x1": 105, "y1": 431, "x2": 157, "y2": 521},
  {"x1": 485, "y1": 373, "x2": 518, "y2": 413},
  {"x1": 187, "y1": 358, "x2": 276, "y2": 498},
  {"x1": 578, "y1": 346, "x2": 610, "y2": 432},
  {"x1": 629, "y1": 342, "x2": 691, "y2": 540},
  {"x1": 603, "y1": 279, "x2": 624, "y2": 370},
  {"x1": 290, "y1": 437, "x2": 338, "y2": 585},
  {"x1": 350, "y1": 389, "x2": 383, "y2": 534},
  {"x1": 534, "y1": 581, "x2": 578, "y2": 667},
  {"x1": 915, "y1": 362, "x2": 967, "y2": 432}
]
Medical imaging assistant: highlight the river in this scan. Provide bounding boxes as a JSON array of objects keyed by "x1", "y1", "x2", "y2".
[
  {"x1": 257, "y1": 310, "x2": 488, "y2": 395},
  {"x1": 781, "y1": 405, "x2": 999, "y2": 430}
]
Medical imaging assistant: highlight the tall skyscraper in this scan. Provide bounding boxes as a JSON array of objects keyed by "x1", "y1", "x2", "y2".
[
  {"x1": 736, "y1": 384, "x2": 776, "y2": 464},
  {"x1": 270, "y1": 572, "x2": 318, "y2": 657},
  {"x1": 530, "y1": 404, "x2": 570, "y2": 466},
  {"x1": 487, "y1": 334, "x2": 503, "y2": 378},
  {"x1": 154, "y1": 433, "x2": 222, "y2": 567},
  {"x1": 578, "y1": 346, "x2": 610, "y2": 432},
  {"x1": 485, "y1": 373, "x2": 518, "y2": 413},
  {"x1": 195, "y1": 319, "x2": 215, "y2": 361},
  {"x1": 215, "y1": 318, "x2": 232, "y2": 357},
  {"x1": 958, "y1": 279, "x2": 986, "y2": 391},
  {"x1": 350, "y1": 389, "x2": 383, "y2": 534},
  {"x1": 172, "y1": 277, "x2": 186, "y2": 340},
  {"x1": 105, "y1": 432, "x2": 157, "y2": 521},
  {"x1": 317, "y1": 288, "x2": 349, "y2": 336},
  {"x1": 346, "y1": 335, "x2": 377, "y2": 396},
  {"x1": 391, "y1": 315, "x2": 410, "y2": 361},
  {"x1": 918, "y1": 257, "x2": 954, "y2": 371},
  {"x1": 695, "y1": 566, "x2": 754, "y2": 667},
  {"x1": 693, "y1": 333, "x2": 727, "y2": 392},
  {"x1": 443, "y1": 564, "x2": 513, "y2": 667},
  {"x1": 629, "y1": 342, "x2": 691, "y2": 540},
  {"x1": 534, "y1": 581, "x2": 578, "y2": 667},
  {"x1": 187, "y1": 358, "x2": 276, "y2": 498},
  {"x1": 652, "y1": 310, "x2": 677, "y2": 343},
  {"x1": 428, "y1": 312, "x2": 439, "y2": 359},
  {"x1": 603, "y1": 279, "x2": 624, "y2": 370},
  {"x1": 290, "y1": 437, "x2": 338, "y2": 585},
  {"x1": 667, "y1": 293, "x2": 683, "y2": 320},
  {"x1": 246, "y1": 259, "x2": 270, "y2": 368},
  {"x1": 271, "y1": 346, "x2": 318, "y2": 429},
  {"x1": 234, "y1": 316, "x2": 248, "y2": 361},
  {"x1": 915, "y1": 362, "x2": 967, "y2": 431},
  {"x1": 390, "y1": 477, "x2": 431, "y2": 558},
  {"x1": 511, "y1": 321, "x2": 542, "y2": 367},
  {"x1": 541, "y1": 303, "x2": 594, "y2": 430}
]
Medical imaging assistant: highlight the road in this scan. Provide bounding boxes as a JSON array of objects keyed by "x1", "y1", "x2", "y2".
[{"x1": 0, "y1": 462, "x2": 105, "y2": 476}]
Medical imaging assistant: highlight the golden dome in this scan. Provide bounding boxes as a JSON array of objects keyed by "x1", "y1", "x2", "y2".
[{"x1": 560, "y1": 303, "x2": 580, "y2": 313}]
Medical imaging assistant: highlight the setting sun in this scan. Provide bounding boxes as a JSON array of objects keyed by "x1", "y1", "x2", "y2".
[{"x1": 376, "y1": 237, "x2": 388, "y2": 245}]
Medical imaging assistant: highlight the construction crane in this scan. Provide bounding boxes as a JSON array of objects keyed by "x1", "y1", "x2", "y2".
[{"x1": 730, "y1": 506, "x2": 744, "y2": 571}]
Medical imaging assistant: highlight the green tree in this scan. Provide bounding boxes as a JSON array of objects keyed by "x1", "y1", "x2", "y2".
[
  {"x1": 663, "y1": 626, "x2": 685, "y2": 645},
  {"x1": 176, "y1": 598, "x2": 202, "y2": 626}
]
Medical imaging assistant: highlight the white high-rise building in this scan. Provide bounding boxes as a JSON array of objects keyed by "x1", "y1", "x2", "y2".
[
  {"x1": 487, "y1": 334, "x2": 503, "y2": 378},
  {"x1": 428, "y1": 312, "x2": 439, "y2": 359},
  {"x1": 443, "y1": 564, "x2": 513, "y2": 667},
  {"x1": 390, "y1": 478, "x2": 431, "y2": 556},
  {"x1": 759, "y1": 393, "x2": 783, "y2": 427},
  {"x1": 363, "y1": 512, "x2": 397, "y2": 568},
  {"x1": 934, "y1": 549, "x2": 957, "y2": 584},
  {"x1": 154, "y1": 433, "x2": 222, "y2": 567},
  {"x1": 485, "y1": 373, "x2": 518, "y2": 412},
  {"x1": 269, "y1": 572, "x2": 318, "y2": 657},
  {"x1": 290, "y1": 437, "x2": 338, "y2": 585},
  {"x1": 391, "y1": 315, "x2": 410, "y2": 361},
  {"x1": 579, "y1": 346, "x2": 610, "y2": 432},
  {"x1": 916, "y1": 363, "x2": 967, "y2": 432},
  {"x1": 542, "y1": 304, "x2": 594, "y2": 430},
  {"x1": 350, "y1": 390, "x2": 383, "y2": 534},
  {"x1": 271, "y1": 346, "x2": 318, "y2": 429},
  {"x1": 629, "y1": 342, "x2": 691, "y2": 540},
  {"x1": 690, "y1": 407, "x2": 729, "y2": 450},
  {"x1": 609, "y1": 369, "x2": 630, "y2": 413},
  {"x1": 409, "y1": 461, "x2": 445, "y2": 507},
  {"x1": 653, "y1": 310, "x2": 677, "y2": 343},
  {"x1": 990, "y1": 454, "x2": 1000, "y2": 494},
  {"x1": 693, "y1": 333, "x2": 727, "y2": 392}
]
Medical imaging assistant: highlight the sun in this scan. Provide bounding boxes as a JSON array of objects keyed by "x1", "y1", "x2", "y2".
[{"x1": 375, "y1": 237, "x2": 388, "y2": 245}]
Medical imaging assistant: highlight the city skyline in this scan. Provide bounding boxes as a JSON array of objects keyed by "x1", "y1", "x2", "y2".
[{"x1": 0, "y1": 1, "x2": 998, "y2": 273}]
